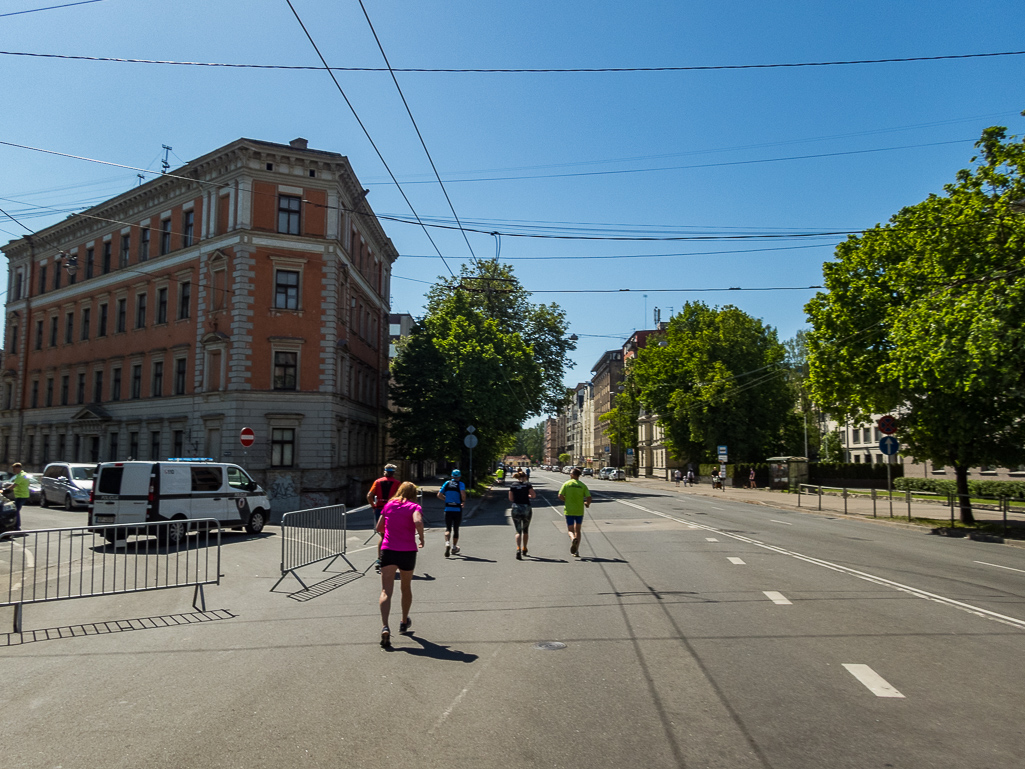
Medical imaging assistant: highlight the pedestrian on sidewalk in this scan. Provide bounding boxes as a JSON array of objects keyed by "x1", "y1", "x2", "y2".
[
  {"x1": 367, "y1": 464, "x2": 400, "y2": 573},
  {"x1": 558, "y1": 467, "x2": 592, "y2": 558},
  {"x1": 2, "y1": 462, "x2": 30, "y2": 533},
  {"x1": 375, "y1": 482, "x2": 425, "y2": 648},
  {"x1": 508, "y1": 470, "x2": 536, "y2": 559},
  {"x1": 749, "y1": 467, "x2": 756, "y2": 489},
  {"x1": 674, "y1": 469, "x2": 682, "y2": 487},
  {"x1": 437, "y1": 469, "x2": 467, "y2": 558},
  {"x1": 687, "y1": 469, "x2": 695, "y2": 487}
]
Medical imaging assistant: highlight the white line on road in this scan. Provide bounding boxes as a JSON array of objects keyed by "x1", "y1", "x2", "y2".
[
  {"x1": 604, "y1": 494, "x2": 1025, "y2": 631},
  {"x1": 428, "y1": 648, "x2": 500, "y2": 736},
  {"x1": 770, "y1": 519, "x2": 793, "y2": 525},
  {"x1": 705, "y1": 537, "x2": 719, "y2": 542},
  {"x1": 974, "y1": 561, "x2": 1025, "y2": 574},
  {"x1": 728, "y1": 557, "x2": 746, "y2": 565},
  {"x1": 763, "y1": 591, "x2": 792, "y2": 605},
  {"x1": 843, "y1": 664, "x2": 905, "y2": 698}
]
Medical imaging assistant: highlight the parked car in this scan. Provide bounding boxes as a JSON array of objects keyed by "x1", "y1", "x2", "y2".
[
  {"x1": 581, "y1": 468, "x2": 593, "y2": 476},
  {"x1": 40, "y1": 462, "x2": 95, "y2": 510}
]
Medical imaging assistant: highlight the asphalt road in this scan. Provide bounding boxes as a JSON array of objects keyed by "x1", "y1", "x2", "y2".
[{"x1": 2, "y1": 470, "x2": 1024, "y2": 768}]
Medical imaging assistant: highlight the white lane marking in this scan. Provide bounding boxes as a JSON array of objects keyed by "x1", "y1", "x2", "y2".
[
  {"x1": 843, "y1": 664, "x2": 905, "y2": 698},
  {"x1": 428, "y1": 648, "x2": 499, "y2": 735},
  {"x1": 711, "y1": 506, "x2": 724, "y2": 510},
  {"x1": 728, "y1": 557, "x2": 746, "y2": 565},
  {"x1": 603, "y1": 494, "x2": 1025, "y2": 631},
  {"x1": 764, "y1": 591, "x2": 792, "y2": 605},
  {"x1": 705, "y1": 537, "x2": 719, "y2": 542},
  {"x1": 770, "y1": 519, "x2": 793, "y2": 525},
  {"x1": 974, "y1": 561, "x2": 1025, "y2": 574}
]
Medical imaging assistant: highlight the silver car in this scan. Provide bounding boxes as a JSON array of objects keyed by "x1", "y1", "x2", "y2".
[{"x1": 40, "y1": 462, "x2": 95, "y2": 510}]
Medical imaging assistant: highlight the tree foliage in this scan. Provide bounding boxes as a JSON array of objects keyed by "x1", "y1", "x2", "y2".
[
  {"x1": 630, "y1": 302, "x2": 799, "y2": 463},
  {"x1": 513, "y1": 423, "x2": 545, "y2": 462},
  {"x1": 599, "y1": 374, "x2": 640, "y2": 451},
  {"x1": 804, "y1": 123, "x2": 1025, "y2": 522}
]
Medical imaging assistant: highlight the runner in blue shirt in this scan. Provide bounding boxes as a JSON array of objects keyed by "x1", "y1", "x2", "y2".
[{"x1": 437, "y1": 469, "x2": 467, "y2": 558}]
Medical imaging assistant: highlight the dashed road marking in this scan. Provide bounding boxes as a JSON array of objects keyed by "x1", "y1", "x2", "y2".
[
  {"x1": 763, "y1": 591, "x2": 791, "y2": 605},
  {"x1": 974, "y1": 561, "x2": 1025, "y2": 574},
  {"x1": 770, "y1": 519, "x2": 792, "y2": 525},
  {"x1": 705, "y1": 537, "x2": 719, "y2": 542},
  {"x1": 843, "y1": 664, "x2": 904, "y2": 698},
  {"x1": 728, "y1": 557, "x2": 746, "y2": 565}
]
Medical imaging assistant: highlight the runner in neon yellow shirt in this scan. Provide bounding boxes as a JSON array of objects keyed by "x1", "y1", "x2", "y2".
[
  {"x1": 4, "y1": 462, "x2": 30, "y2": 532},
  {"x1": 557, "y1": 468, "x2": 592, "y2": 558}
]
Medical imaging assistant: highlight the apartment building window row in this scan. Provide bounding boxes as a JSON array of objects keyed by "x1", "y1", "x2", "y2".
[{"x1": 23, "y1": 356, "x2": 189, "y2": 409}]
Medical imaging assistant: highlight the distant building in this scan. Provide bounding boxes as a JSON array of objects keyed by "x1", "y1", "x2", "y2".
[
  {"x1": 2, "y1": 137, "x2": 396, "y2": 513},
  {"x1": 591, "y1": 349, "x2": 624, "y2": 466}
]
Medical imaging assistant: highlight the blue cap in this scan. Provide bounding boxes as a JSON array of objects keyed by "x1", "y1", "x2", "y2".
[{"x1": 451, "y1": 469, "x2": 461, "y2": 478}]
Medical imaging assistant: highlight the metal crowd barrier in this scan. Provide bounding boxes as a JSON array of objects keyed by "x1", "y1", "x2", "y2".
[
  {"x1": 274, "y1": 504, "x2": 356, "y2": 591},
  {"x1": 1, "y1": 519, "x2": 221, "y2": 633}
]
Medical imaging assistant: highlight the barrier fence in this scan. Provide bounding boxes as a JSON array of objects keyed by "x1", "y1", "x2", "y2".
[
  {"x1": 274, "y1": 504, "x2": 356, "y2": 591},
  {"x1": 1, "y1": 520, "x2": 221, "y2": 633}
]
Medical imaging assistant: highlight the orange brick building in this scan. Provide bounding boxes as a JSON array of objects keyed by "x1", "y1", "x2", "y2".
[{"x1": 2, "y1": 137, "x2": 397, "y2": 512}]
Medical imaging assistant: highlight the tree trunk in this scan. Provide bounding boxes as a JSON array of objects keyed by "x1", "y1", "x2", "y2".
[{"x1": 954, "y1": 464, "x2": 975, "y2": 525}]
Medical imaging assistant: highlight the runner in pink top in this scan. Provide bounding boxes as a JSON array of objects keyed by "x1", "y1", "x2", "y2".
[{"x1": 374, "y1": 482, "x2": 424, "y2": 648}]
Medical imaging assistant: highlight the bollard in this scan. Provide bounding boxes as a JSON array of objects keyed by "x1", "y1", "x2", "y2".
[
  {"x1": 818, "y1": 484, "x2": 822, "y2": 511},
  {"x1": 906, "y1": 488, "x2": 912, "y2": 522},
  {"x1": 950, "y1": 492, "x2": 954, "y2": 529},
  {"x1": 1003, "y1": 496, "x2": 1008, "y2": 537},
  {"x1": 844, "y1": 486, "x2": 848, "y2": 515},
  {"x1": 872, "y1": 487, "x2": 877, "y2": 518}
]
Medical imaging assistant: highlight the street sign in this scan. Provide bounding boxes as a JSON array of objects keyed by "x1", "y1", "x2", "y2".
[
  {"x1": 464, "y1": 434, "x2": 479, "y2": 449},
  {"x1": 877, "y1": 415, "x2": 897, "y2": 435},
  {"x1": 879, "y1": 436, "x2": 898, "y2": 455},
  {"x1": 466, "y1": 426, "x2": 475, "y2": 434},
  {"x1": 717, "y1": 444, "x2": 728, "y2": 458},
  {"x1": 239, "y1": 427, "x2": 255, "y2": 447}
]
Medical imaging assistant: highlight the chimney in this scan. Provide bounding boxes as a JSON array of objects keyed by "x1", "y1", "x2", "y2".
[{"x1": 289, "y1": 137, "x2": 308, "y2": 149}]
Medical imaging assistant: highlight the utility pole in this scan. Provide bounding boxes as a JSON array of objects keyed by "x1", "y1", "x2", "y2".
[{"x1": 161, "y1": 145, "x2": 172, "y2": 174}]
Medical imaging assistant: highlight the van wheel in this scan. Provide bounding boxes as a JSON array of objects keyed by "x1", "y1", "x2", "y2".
[
  {"x1": 160, "y1": 518, "x2": 189, "y2": 546},
  {"x1": 245, "y1": 509, "x2": 267, "y2": 535},
  {"x1": 65, "y1": 495, "x2": 75, "y2": 511}
]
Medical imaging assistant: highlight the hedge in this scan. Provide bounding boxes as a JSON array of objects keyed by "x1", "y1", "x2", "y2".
[
  {"x1": 894, "y1": 477, "x2": 1025, "y2": 500},
  {"x1": 809, "y1": 462, "x2": 902, "y2": 482}
]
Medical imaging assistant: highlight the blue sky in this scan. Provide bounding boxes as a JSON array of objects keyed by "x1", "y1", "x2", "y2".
[{"x1": 2, "y1": 0, "x2": 1024, "y2": 407}]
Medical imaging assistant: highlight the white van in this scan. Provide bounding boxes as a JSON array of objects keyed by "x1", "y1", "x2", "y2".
[{"x1": 91, "y1": 460, "x2": 271, "y2": 543}]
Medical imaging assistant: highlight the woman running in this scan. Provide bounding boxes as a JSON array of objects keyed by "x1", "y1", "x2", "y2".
[
  {"x1": 375, "y1": 482, "x2": 425, "y2": 648},
  {"x1": 508, "y1": 470, "x2": 536, "y2": 559}
]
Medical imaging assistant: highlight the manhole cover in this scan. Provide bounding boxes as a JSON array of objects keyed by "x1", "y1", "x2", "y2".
[{"x1": 533, "y1": 641, "x2": 567, "y2": 651}]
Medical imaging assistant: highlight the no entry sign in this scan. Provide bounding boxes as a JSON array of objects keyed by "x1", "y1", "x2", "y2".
[{"x1": 239, "y1": 427, "x2": 255, "y2": 447}]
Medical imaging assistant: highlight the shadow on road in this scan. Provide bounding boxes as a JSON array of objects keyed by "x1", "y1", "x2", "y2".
[
  {"x1": 390, "y1": 634, "x2": 478, "y2": 662},
  {"x1": 1, "y1": 608, "x2": 235, "y2": 646}
]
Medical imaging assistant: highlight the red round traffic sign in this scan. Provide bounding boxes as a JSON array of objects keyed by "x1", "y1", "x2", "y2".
[
  {"x1": 239, "y1": 427, "x2": 255, "y2": 447},
  {"x1": 877, "y1": 415, "x2": 897, "y2": 435}
]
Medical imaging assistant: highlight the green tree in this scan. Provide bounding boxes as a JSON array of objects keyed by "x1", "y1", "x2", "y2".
[
  {"x1": 599, "y1": 374, "x2": 640, "y2": 452},
  {"x1": 425, "y1": 260, "x2": 575, "y2": 413},
  {"x1": 783, "y1": 330, "x2": 822, "y2": 459},
  {"x1": 513, "y1": 423, "x2": 545, "y2": 462},
  {"x1": 390, "y1": 290, "x2": 544, "y2": 474},
  {"x1": 819, "y1": 429, "x2": 845, "y2": 463},
  {"x1": 630, "y1": 302, "x2": 798, "y2": 464},
  {"x1": 557, "y1": 452, "x2": 571, "y2": 466},
  {"x1": 804, "y1": 123, "x2": 1025, "y2": 523}
]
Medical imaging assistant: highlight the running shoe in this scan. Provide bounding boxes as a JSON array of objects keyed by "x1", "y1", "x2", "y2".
[
  {"x1": 522, "y1": 548, "x2": 528, "y2": 558},
  {"x1": 516, "y1": 549, "x2": 522, "y2": 560},
  {"x1": 570, "y1": 538, "x2": 579, "y2": 556},
  {"x1": 399, "y1": 617, "x2": 412, "y2": 635},
  {"x1": 451, "y1": 545, "x2": 460, "y2": 555},
  {"x1": 380, "y1": 626, "x2": 391, "y2": 648},
  {"x1": 375, "y1": 559, "x2": 382, "y2": 574},
  {"x1": 444, "y1": 543, "x2": 451, "y2": 558}
]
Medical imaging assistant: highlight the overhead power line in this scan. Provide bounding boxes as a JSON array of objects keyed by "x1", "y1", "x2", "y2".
[
  {"x1": 1, "y1": 48, "x2": 1023, "y2": 72},
  {"x1": 0, "y1": 1, "x2": 106, "y2": 19}
]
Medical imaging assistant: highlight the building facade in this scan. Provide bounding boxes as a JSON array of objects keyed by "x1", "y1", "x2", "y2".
[
  {"x1": 591, "y1": 349, "x2": 624, "y2": 467},
  {"x1": 2, "y1": 137, "x2": 396, "y2": 514}
]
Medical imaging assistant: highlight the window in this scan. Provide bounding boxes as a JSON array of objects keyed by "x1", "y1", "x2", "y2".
[
  {"x1": 42, "y1": 436, "x2": 49, "y2": 465},
  {"x1": 3, "y1": 385, "x2": 10, "y2": 411},
  {"x1": 227, "y1": 466, "x2": 255, "y2": 490},
  {"x1": 93, "y1": 370, "x2": 103, "y2": 403},
  {"x1": 173, "y1": 429, "x2": 184, "y2": 457},
  {"x1": 65, "y1": 312, "x2": 74, "y2": 344},
  {"x1": 81, "y1": 308, "x2": 90, "y2": 340},
  {"x1": 157, "y1": 287, "x2": 168, "y2": 323},
  {"x1": 135, "y1": 293, "x2": 147, "y2": 329},
  {"x1": 277, "y1": 195, "x2": 301, "y2": 234},
  {"x1": 45, "y1": 377, "x2": 54, "y2": 407},
  {"x1": 120, "y1": 233, "x2": 131, "y2": 267},
  {"x1": 273, "y1": 351, "x2": 297, "y2": 390},
  {"x1": 77, "y1": 373, "x2": 86, "y2": 404},
  {"x1": 183, "y1": 211, "x2": 194, "y2": 247},
  {"x1": 39, "y1": 264, "x2": 47, "y2": 294},
  {"x1": 109, "y1": 431, "x2": 119, "y2": 461},
  {"x1": 160, "y1": 219, "x2": 172, "y2": 254},
  {"x1": 178, "y1": 281, "x2": 191, "y2": 319},
  {"x1": 13, "y1": 270, "x2": 23, "y2": 300},
  {"x1": 98, "y1": 303, "x2": 108, "y2": 337},
  {"x1": 174, "y1": 358, "x2": 187, "y2": 395},
  {"x1": 102, "y1": 241, "x2": 111, "y2": 274},
  {"x1": 111, "y1": 368, "x2": 122, "y2": 401},
  {"x1": 35, "y1": 320, "x2": 43, "y2": 350},
  {"x1": 191, "y1": 466, "x2": 223, "y2": 492},
  {"x1": 274, "y1": 270, "x2": 300, "y2": 309},
  {"x1": 86, "y1": 247, "x2": 94, "y2": 279},
  {"x1": 131, "y1": 364, "x2": 142, "y2": 399},
  {"x1": 150, "y1": 431, "x2": 161, "y2": 460},
  {"x1": 116, "y1": 298, "x2": 126, "y2": 333},
  {"x1": 139, "y1": 228, "x2": 150, "y2": 261},
  {"x1": 89, "y1": 436, "x2": 100, "y2": 463},
  {"x1": 271, "y1": 428, "x2": 295, "y2": 466},
  {"x1": 152, "y1": 361, "x2": 163, "y2": 397},
  {"x1": 30, "y1": 379, "x2": 39, "y2": 408},
  {"x1": 60, "y1": 375, "x2": 69, "y2": 406},
  {"x1": 49, "y1": 316, "x2": 58, "y2": 347},
  {"x1": 129, "y1": 432, "x2": 139, "y2": 459},
  {"x1": 8, "y1": 325, "x2": 17, "y2": 355},
  {"x1": 54, "y1": 262, "x2": 61, "y2": 290}
]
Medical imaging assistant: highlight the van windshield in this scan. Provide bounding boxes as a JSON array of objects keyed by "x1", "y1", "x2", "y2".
[
  {"x1": 97, "y1": 467, "x2": 123, "y2": 494},
  {"x1": 71, "y1": 467, "x2": 95, "y2": 481}
]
